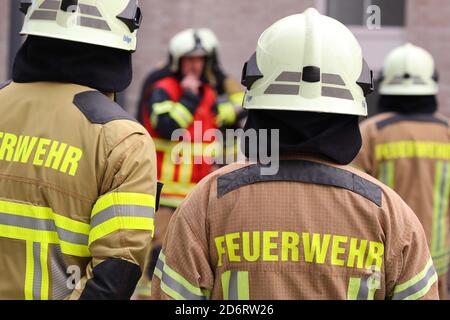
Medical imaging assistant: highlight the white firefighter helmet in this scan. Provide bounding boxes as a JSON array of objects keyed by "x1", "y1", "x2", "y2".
[
  {"x1": 379, "y1": 43, "x2": 439, "y2": 96},
  {"x1": 20, "y1": 0, "x2": 142, "y2": 51},
  {"x1": 241, "y1": 8, "x2": 374, "y2": 116},
  {"x1": 169, "y1": 28, "x2": 218, "y2": 71}
]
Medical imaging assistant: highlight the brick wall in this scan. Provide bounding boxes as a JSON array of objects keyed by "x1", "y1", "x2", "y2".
[{"x1": 406, "y1": 0, "x2": 450, "y2": 115}]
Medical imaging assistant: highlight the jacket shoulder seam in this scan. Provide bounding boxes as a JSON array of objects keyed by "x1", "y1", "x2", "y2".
[
  {"x1": 217, "y1": 160, "x2": 382, "y2": 207},
  {"x1": 73, "y1": 90, "x2": 138, "y2": 125}
]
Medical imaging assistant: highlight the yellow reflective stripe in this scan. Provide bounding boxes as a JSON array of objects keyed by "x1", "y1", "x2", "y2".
[
  {"x1": 403, "y1": 273, "x2": 438, "y2": 300},
  {"x1": 91, "y1": 192, "x2": 155, "y2": 217},
  {"x1": 88, "y1": 216, "x2": 154, "y2": 245},
  {"x1": 394, "y1": 258, "x2": 433, "y2": 293},
  {"x1": 154, "y1": 138, "x2": 220, "y2": 157},
  {"x1": 25, "y1": 241, "x2": 34, "y2": 300},
  {"x1": 150, "y1": 112, "x2": 158, "y2": 128},
  {"x1": 216, "y1": 102, "x2": 236, "y2": 127},
  {"x1": 153, "y1": 101, "x2": 173, "y2": 115},
  {"x1": 0, "y1": 200, "x2": 90, "y2": 234},
  {"x1": 0, "y1": 225, "x2": 89, "y2": 257},
  {"x1": 220, "y1": 270, "x2": 250, "y2": 300},
  {"x1": 178, "y1": 162, "x2": 193, "y2": 184},
  {"x1": 169, "y1": 110, "x2": 189, "y2": 128},
  {"x1": 347, "y1": 276, "x2": 379, "y2": 300},
  {"x1": 159, "y1": 197, "x2": 184, "y2": 208},
  {"x1": 157, "y1": 252, "x2": 211, "y2": 299},
  {"x1": 160, "y1": 253, "x2": 210, "y2": 296},
  {"x1": 154, "y1": 263, "x2": 188, "y2": 300},
  {"x1": 432, "y1": 248, "x2": 450, "y2": 275},
  {"x1": 392, "y1": 258, "x2": 437, "y2": 301},
  {"x1": 376, "y1": 141, "x2": 450, "y2": 161},
  {"x1": 162, "y1": 182, "x2": 196, "y2": 195},
  {"x1": 347, "y1": 277, "x2": 361, "y2": 300},
  {"x1": 229, "y1": 92, "x2": 245, "y2": 106},
  {"x1": 377, "y1": 162, "x2": 385, "y2": 185},
  {"x1": 60, "y1": 241, "x2": 90, "y2": 257},
  {"x1": 24, "y1": 242, "x2": 50, "y2": 300},
  {"x1": 440, "y1": 163, "x2": 450, "y2": 252},
  {"x1": 40, "y1": 243, "x2": 49, "y2": 300},
  {"x1": 377, "y1": 161, "x2": 394, "y2": 188},
  {"x1": 432, "y1": 161, "x2": 445, "y2": 254},
  {"x1": 161, "y1": 152, "x2": 176, "y2": 182},
  {"x1": 169, "y1": 103, "x2": 194, "y2": 128},
  {"x1": 0, "y1": 225, "x2": 59, "y2": 243},
  {"x1": 367, "y1": 277, "x2": 379, "y2": 300},
  {"x1": 153, "y1": 101, "x2": 194, "y2": 129},
  {"x1": 237, "y1": 271, "x2": 249, "y2": 300},
  {"x1": 221, "y1": 271, "x2": 231, "y2": 300}
]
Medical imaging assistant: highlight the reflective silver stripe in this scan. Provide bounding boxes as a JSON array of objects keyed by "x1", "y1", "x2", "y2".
[
  {"x1": 264, "y1": 84, "x2": 299, "y2": 95},
  {"x1": 275, "y1": 72, "x2": 302, "y2": 82},
  {"x1": 78, "y1": 16, "x2": 111, "y2": 30},
  {"x1": 90, "y1": 205, "x2": 155, "y2": 228},
  {"x1": 322, "y1": 73, "x2": 345, "y2": 86},
  {"x1": 392, "y1": 264, "x2": 437, "y2": 300},
  {"x1": 33, "y1": 242, "x2": 42, "y2": 300},
  {"x1": 40, "y1": 0, "x2": 60, "y2": 10},
  {"x1": 79, "y1": 4, "x2": 101, "y2": 17},
  {"x1": 356, "y1": 278, "x2": 369, "y2": 300},
  {"x1": 56, "y1": 227, "x2": 88, "y2": 245},
  {"x1": 413, "y1": 77, "x2": 426, "y2": 85},
  {"x1": 322, "y1": 86, "x2": 353, "y2": 100},
  {"x1": 228, "y1": 271, "x2": 239, "y2": 300},
  {"x1": 0, "y1": 212, "x2": 88, "y2": 245},
  {"x1": 155, "y1": 257, "x2": 208, "y2": 300},
  {"x1": 155, "y1": 258, "x2": 164, "y2": 273},
  {"x1": 389, "y1": 76, "x2": 404, "y2": 85},
  {"x1": 50, "y1": 245, "x2": 72, "y2": 300},
  {"x1": 0, "y1": 212, "x2": 53, "y2": 230},
  {"x1": 30, "y1": 10, "x2": 57, "y2": 20}
]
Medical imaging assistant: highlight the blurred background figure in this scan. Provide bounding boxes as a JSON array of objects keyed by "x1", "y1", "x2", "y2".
[
  {"x1": 136, "y1": 28, "x2": 245, "y2": 165},
  {"x1": 135, "y1": 28, "x2": 243, "y2": 298},
  {"x1": 137, "y1": 28, "x2": 245, "y2": 126},
  {"x1": 354, "y1": 43, "x2": 450, "y2": 299}
]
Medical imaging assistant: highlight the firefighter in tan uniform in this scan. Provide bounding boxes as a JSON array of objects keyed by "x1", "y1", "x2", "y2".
[
  {"x1": 354, "y1": 44, "x2": 450, "y2": 299},
  {"x1": 136, "y1": 29, "x2": 245, "y2": 298},
  {"x1": 0, "y1": 0, "x2": 157, "y2": 300},
  {"x1": 151, "y1": 9, "x2": 439, "y2": 300}
]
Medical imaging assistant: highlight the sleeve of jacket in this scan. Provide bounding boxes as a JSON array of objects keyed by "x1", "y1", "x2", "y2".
[
  {"x1": 71, "y1": 125, "x2": 157, "y2": 300},
  {"x1": 148, "y1": 87, "x2": 200, "y2": 139},
  {"x1": 215, "y1": 77, "x2": 245, "y2": 128},
  {"x1": 151, "y1": 181, "x2": 214, "y2": 300},
  {"x1": 385, "y1": 199, "x2": 439, "y2": 300},
  {"x1": 353, "y1": 120, "x2": 377, "y2": 175}
]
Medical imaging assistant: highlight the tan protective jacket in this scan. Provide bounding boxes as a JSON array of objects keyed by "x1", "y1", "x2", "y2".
[
  {"x1": 0, "y1": 81, "x2": 157, "y2": 300},
  {"x1": 354, "y1": 112, "x2": 450, "y2": 298},
  {"x1": 151, "y1": 155, "x2": 438, "y2": 300}
]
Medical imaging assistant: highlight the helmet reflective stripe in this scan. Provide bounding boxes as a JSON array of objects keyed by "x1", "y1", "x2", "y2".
[
  {"x1": 20, "y1": 0, "x2": 141, "y2": 51},
  {"x1": 241, "y1": 8, "x2": 373, "y2": 117},
  {"x1": 379, "y1": 43, "x2": 438, "y2": 96}
]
